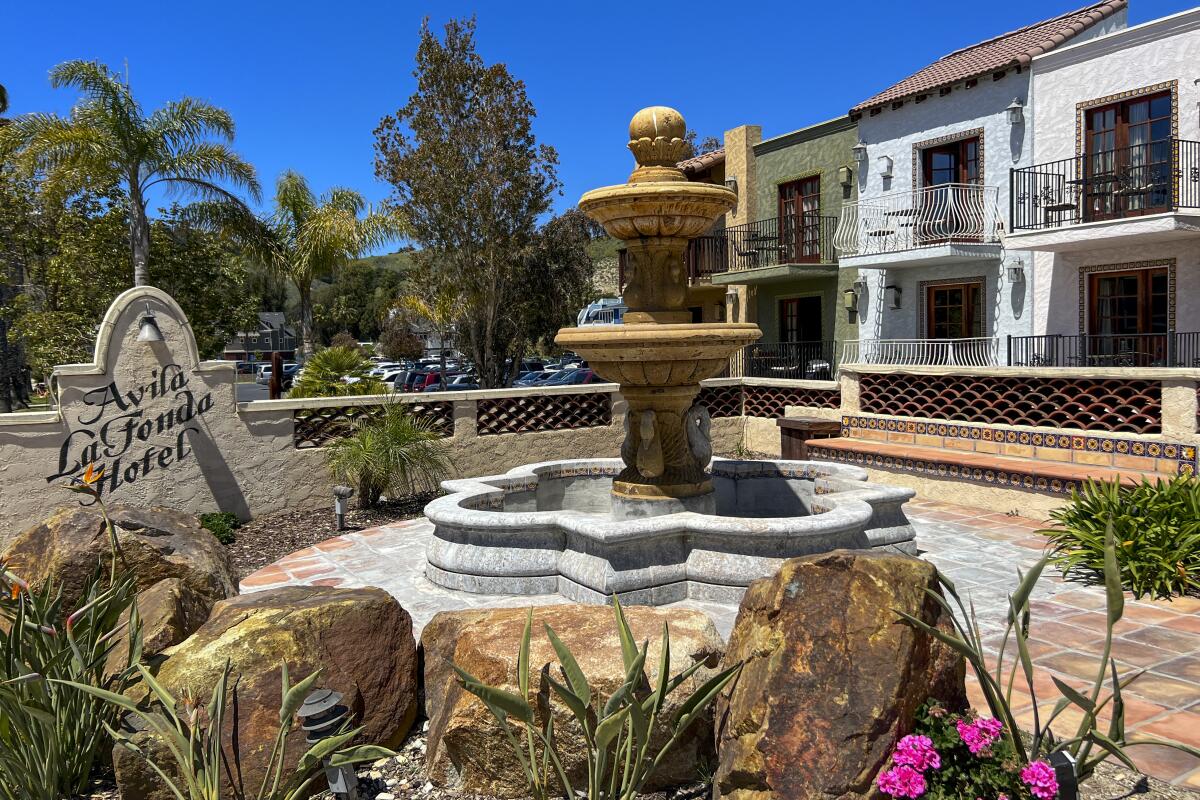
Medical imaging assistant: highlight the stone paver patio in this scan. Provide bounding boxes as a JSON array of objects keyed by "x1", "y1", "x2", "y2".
[{"x1": 242, "y1": 499, "x2": 1200, "y2": 787}]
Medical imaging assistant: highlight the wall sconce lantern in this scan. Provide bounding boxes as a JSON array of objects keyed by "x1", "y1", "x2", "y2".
[
  {"x1": 136, "y1": 305, "x2": 163, "y2": 343},
  {"x1": 724, "y1": 177, "x2": 738, "y2": 196},
  {"x1": 842, "y1": 288, "x2": 859, "y2": 311},
  {"x1": 1006, "y1": 97, "x2": 1025, "y2": 126},
  {"x1": 1006, "y1": 261, "x2": 1026, "y2": 282},
  {"x1": 837, "y1": 165, "x2": 853, "y2": 186},
  {"x1": 877, "y1": 155, "x2": 894, "y2": 179},
  {"x1": 885, "y1": 284, "x2": 902, "y2": 309},
  {"x1": 852, "y1": 139, "x2": 868, "y2": 164}
]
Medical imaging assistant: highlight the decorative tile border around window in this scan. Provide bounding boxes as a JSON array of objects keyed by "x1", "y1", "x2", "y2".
[
  {"x1": 1075, "y1": 80, "x2": 1179, "y2": 162},
  {"x1": 1077, "y1": 258, "x2": 1175, "y2": 335},
  {"x1": 840, "y1": 414, "x2": 1196, "y2": 477},
  {"x1": 294, "y1": 401, "x2": 454, "y2": 449},
  {"x1": 911, "y1": 128, "x2": 985, "y2": 189},
  {"x1": 476, "y1": 392, "x2": 612, "y2": 436},
  {"x1": 857, "y1": 373, "x2": 1161, "y2": 433}
]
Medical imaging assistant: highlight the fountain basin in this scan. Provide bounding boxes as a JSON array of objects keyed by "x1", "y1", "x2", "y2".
[{"x1": 423, "y1": 458, "x2": 916, "y2": 605}]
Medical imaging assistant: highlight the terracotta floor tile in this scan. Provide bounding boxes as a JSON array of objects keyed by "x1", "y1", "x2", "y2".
[
  {"x1": 1052, "y1": 590, "x2": 1111, "y2": 611},
  {"x1": 1141, "y1": 595, "x2": 1200, "y2": 614},
  {"x1": 1075, "y1": 636, "x2": 1179, "y2": 668},
  {"x1": 1029, "y1": 620, "x2": 1107, "y2": 648},
  {"x1": 1120, "y1": 603, "x2": 1188, "y2": 625},
  {"x1": 1028, "y1": 600, "x2": 1087, "y2": 620},
  {"x1": 1137, "y1": 710, "x2": 1200, "y2": 749},
  {"x1": 310, "y1": 577, "x2": 345, "y2": 587},
  {"x1": 1162, "y1": 615, "x2": 1200, "y2": 635},
  {"x1": 1124, "y1": 626, "x2": 1200, "y2": 655},
  {"x1": 1122, "y1": 672, "x2": 1200, "y2": 708},
  {"x1": 1127, "y1": 740, "x2": 1200, "y2": 782},
  {"x1": 288, "y1": 564, "x2": 336, "y2": 579},
  {"x1": 313, "y1": 536, "x2": 355, "y2": 552},
  {"x1": 1156, "y1": 655, "x2": 1200, "y2": 686},
  {"x1": 1181, "y1": 768, "x2": 1200, "y2": 790},
  {"x1": 1036, "y1": 650, "x2": 1135, "y2": 682}
]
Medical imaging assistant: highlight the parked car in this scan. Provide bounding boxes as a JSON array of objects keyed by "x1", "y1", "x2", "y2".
[
  {"x1": 541, "y1": 368, "x2": 597, "y2": 386},
  {"x1": 255, "y1": 367, "x2": 273, "y2": 385},
  {"x1": 434, "y1": 374, "x2": 480, "y2": 391},
  {"x1": 367, "y1": 362, "x2": 400, "y2": 377},
  {"x1": 515, "y1": 370, "x2": 559, "y2": 387}
]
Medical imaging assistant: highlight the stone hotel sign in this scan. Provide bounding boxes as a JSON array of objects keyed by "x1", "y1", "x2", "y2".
[{"x1": 0, "y1": 286, "x2": 324, "y2": 540}]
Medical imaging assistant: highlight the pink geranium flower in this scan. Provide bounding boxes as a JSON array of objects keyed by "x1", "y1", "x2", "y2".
[
  {"x1": 877, "y1": 765, "x2": 927, "y2": 798},
  {"x1": 892, "y1": 735, "x2": 941, "y2": 771},
  {"x1": 1021, "y1": 760, "x2": 1059, "y2": 799},
  {"x1": 956, "y1": 716, "x2": 1004, "y2": 755}
]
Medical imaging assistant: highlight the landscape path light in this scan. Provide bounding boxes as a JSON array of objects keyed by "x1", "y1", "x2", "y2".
[
  {"x1": 333, "y1": 485, "x2": 354, "y2": 531},
  {"x1": 298, "y1": 687, "x2": 359, "y2": 800}
]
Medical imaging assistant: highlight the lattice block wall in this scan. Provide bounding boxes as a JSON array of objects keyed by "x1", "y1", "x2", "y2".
[
  {"x1": 294, "y1": 401, "x2": 454, "y2": 449},
  {"x1": 744, "y1": 386, "x2": 840, "y2": 418},
  {"x1": 859, "y1": 374, "x2": 1161, "y2": 434},
  {"x1": 697, "y1": 385, "x2": 743, "y2": 419},
  {"x1": 476, "y1": 392, "x2": 612, "y2": 436}
]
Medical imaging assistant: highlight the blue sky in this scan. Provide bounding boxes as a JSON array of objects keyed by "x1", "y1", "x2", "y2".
[{"x1": 3, "y1": 0, "x2": 1194, "y2": 253}]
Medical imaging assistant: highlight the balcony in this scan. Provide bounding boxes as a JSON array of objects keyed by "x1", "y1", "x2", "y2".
[
  {"x1": 712, "y1": 216, "x2": 839, "y2": 286},
  {"x1": 835, "y1": 183, "x2": 1004, "y2": 268},
  {"x1": 842, "y1": 338, "x2": 1000, "y2": 367},
  {"x1": 1008, "y1": 139, "x2": 1200, "y2": 252},
  {"x1": 742, "y1": 340, "x2": 838, "y2": 380},
  {"x1": 1007, "y1": 332, "x2": 1200, "y2": 368}
]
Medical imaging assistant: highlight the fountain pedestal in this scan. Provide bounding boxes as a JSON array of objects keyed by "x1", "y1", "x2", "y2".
[{"x1": 556, "y1": 106, "x2": 760, "y2": 517}]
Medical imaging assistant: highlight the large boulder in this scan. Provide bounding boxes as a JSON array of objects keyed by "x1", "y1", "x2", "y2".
[
  {"x1": 422, "y1": 605, "x2": 725, "y2": 798},
  {"x1": 117, "y1": 586, "x2": 419, "y2": 800},
  {"x1": 1, "y1": 505, "x2": 236, "y2": 611},
  {"x1": 714, "y1": 550, "x2": 967, "y2": 800},
  {"x1": 104, "y1": 577, "x2": 216, "y2": 680}
]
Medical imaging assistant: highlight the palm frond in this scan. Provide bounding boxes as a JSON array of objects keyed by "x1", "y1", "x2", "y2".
[
  {"x1": 143, "y1": 141, "x2": 261, "y2": 200},
  {"x1": 146, "y1": 97, "x2": 236, "y2": 148}
]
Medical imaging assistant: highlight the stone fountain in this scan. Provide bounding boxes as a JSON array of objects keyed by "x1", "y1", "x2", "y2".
[{"x1": 423, "y1": 107, "x2": 916, "y2": 604}]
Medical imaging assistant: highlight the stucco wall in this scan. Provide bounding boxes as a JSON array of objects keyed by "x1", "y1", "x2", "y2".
[
  {"x1": 1026, "y1": 8, "x2": 1200, "y2": 337},
  {"x1": 849, "y1": 59, "x2": 1047, "y2": 343},
  {"x1": 752, "y1": 120, "x2": 858, "y2": 230},
  {"x1": 753, "y1": 278, "x2": 841, "y2": 343}
]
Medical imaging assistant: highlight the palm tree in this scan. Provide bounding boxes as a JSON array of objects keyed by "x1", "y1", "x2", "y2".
[
  {"x1": 266, "y1": 170, "x2": 402, "y2": 358},
  {"x1": 9, "y1": 60, "x2": 259, "y2": 286},
  {"x1": 396, "y1": 277, "x2": 459, "y2": 387},
  {"x1": 0, "y1": 84, "x2": 8, "y2": 116}
]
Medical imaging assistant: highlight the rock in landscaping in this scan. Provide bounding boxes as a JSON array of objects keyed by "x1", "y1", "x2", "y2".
[
  {"x1": 422, "y1": 604, "x2": 725, "y2": 798},
  {"x1": 1, "y1": 505, "x2": 236, "y2": 610},
  {"x1": 103, "y1": 577, "x2": 216, "y2": 679},
  {"x1": 117, "y1": 585, "x2": 418, "y2": 800},
  {"x1": 713, "y1": 550, "x2": 967, "y2": 800}
]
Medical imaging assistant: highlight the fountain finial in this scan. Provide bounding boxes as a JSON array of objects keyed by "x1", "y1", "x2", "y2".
[{"x1": 627, "y1": 106, "x2": 688, "y2": 183}]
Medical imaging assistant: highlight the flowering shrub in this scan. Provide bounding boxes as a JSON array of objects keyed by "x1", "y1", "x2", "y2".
[{"x1": 878, "y1": 702, "x2": 1061, "y2": 799}]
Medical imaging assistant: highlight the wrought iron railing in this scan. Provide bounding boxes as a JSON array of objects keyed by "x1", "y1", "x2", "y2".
[
  {"x1": 743, "y1": 340, "x2": 838, "y2": 380},
  {"x1": 725, "y1": 215, "x2": 838, "y2": 271},
  {"x1": 842, "y1": 337, "x2": 1000, "y2": 367},
  {"x1": 835, "y1": 183, "x2": 1003, "y2": 257},
  {"x1": 1010, "y1": 139, "x2": 1200, "y2": 231},
  {"x1": 1007, "y1": 332, "x2": 1200, "y2": 368}
]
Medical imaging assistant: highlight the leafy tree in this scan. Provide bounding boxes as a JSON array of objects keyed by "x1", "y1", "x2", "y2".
[
  {"x1": 682, "y1": 130, "x2": 722, "y2": 160},
  {"x1": 0, "y1": 83, "x2": 8, "y2": 116},
  {"x1": 396, "y1": 267, "x2": 461, "y2": 385},
  {"x1": 261, "y1": 171, "x2": 402, "y2": 359},
  {"x1": 374, "y1": 16, "x2": 559, "y2": 388},
  {"x1": 311, "y1": 258, "x2": 407, "y2": 343},
  {"x1": 378, "y1": 315, "x2": 424, "y2": 362},
  {"x1": 328, "y1": 330, "x2": 360, "y2": 351},
  {"x1": 8, "y1": 60, "x2": 259, "y2": 286}
]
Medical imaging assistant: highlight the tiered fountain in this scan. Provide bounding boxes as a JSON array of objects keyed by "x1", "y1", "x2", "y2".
[{"x1": 424, "y1": 107, "x2": 916, "y2": 604}]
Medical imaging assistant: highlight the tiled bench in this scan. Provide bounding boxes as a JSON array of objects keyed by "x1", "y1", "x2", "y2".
[{"x1": 809, "y1": 436, "x2": 1156, "y2": 496}]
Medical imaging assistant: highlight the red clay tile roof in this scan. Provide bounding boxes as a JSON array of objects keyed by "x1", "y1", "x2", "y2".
[
  {"x1": 677, "y1": 147, "x2": 724, "y2": 177},
  {"x1": 850, "y1": 0, "x2": 1126, "y2": 114}
]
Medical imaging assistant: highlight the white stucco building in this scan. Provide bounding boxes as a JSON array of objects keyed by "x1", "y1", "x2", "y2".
[
  {"x1": 835, "y1": 0, "x2": 1127, "y2": 366},
  {"x1": 1005, "y1": 5, "x2": 1200, "y2": 367}
]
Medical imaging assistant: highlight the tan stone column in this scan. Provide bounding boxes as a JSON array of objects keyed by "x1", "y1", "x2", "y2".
[
  {"x1": 1160, "y1": 379, "x2": 1198, "y2": 439},
  {"x1": 453, "y1": 398, "x2": 477, "y2": 438},
  {"x1": 840, "y1": 370, "x2": 862, "y2": 415},
  {"x1": 723, "y1": 125, "x2": 762, "y2": 228}
]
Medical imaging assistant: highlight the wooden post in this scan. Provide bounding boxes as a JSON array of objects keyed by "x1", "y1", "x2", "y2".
[{"x1": 269, "y1": 351, "x2": 283, "y2": 400}]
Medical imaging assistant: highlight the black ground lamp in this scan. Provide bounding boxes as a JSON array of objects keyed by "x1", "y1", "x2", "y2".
[{"x1": 297, "y1": 687, "x2": 359, "y2": 800}]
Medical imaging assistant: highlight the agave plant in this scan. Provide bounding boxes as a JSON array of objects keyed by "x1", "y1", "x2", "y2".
[
  {"x1": 453, "y1": 598, "x2": 742, "y2": 800},
  {"x1": 60, "y1": 661, "x2": 392, "y2": 800},
  {"x1": 898, "y1": 522, "x2": 1200, "y2": 789}
]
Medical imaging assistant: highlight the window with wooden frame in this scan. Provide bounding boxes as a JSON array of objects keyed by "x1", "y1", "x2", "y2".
[
  {"x1": 778, "y1": 296, "x2": 822, "y2": 343},
  {"x1": 926, "y1": 282, "x2": 983, "y2": 340},
  {"x1": 1084, "y1": 91, "x2": 1172, "y2": 220},
  {"x1": 921, "y1": 137, "x2": 980, "y2": 187},
  {"x1": 1086, "y1": 267, "x2": 1169, "y2": 364},
  {"x1": 917, "y1": 136, "x2": 982, "y2": 243},
  {"x1": 778, "y1": 176, "x2": 821, "y2": 263}
]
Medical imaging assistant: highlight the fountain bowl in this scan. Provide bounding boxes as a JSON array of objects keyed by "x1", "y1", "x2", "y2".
[{"x1": 423, "y1": 458, "x2": 917, "y2": 605}]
